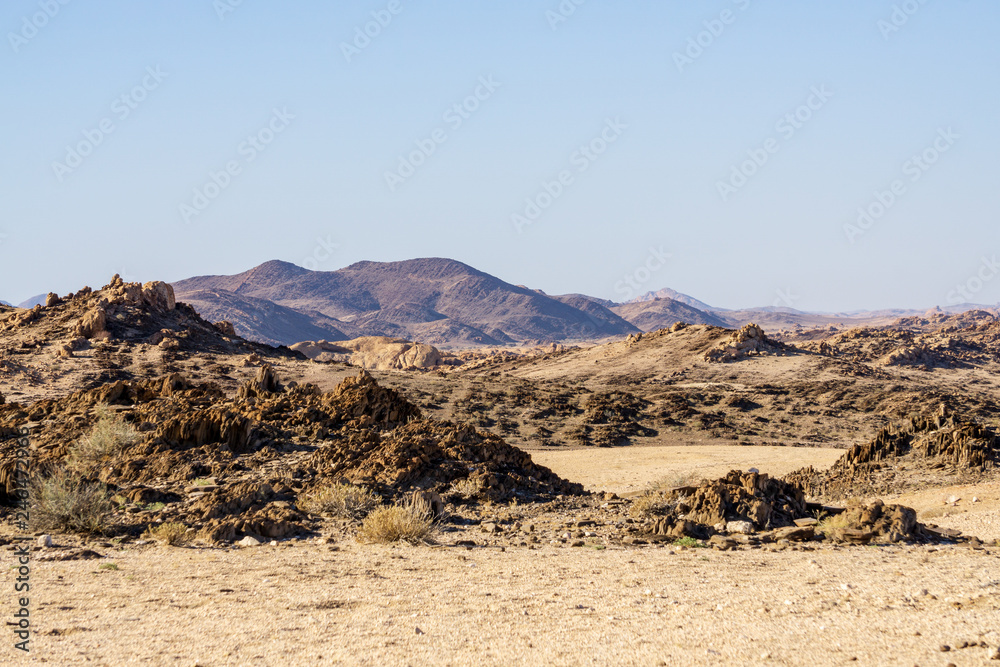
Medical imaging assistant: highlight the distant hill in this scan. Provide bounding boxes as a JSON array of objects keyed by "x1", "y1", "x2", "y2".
[
  {"x1": 611, "y1": 298, "x2": 729, "y2": 331},
  {"x1": 176, "y1": 289, "x2": 349, "y2": 347},
  {"x1": 0, "y1": 300, "x2": 11, "y2": 307},
  {"x1": 17, "y1": 294, "x2": 46, "y2": 309},
  {"x1": 171, "y1": 258, "x2": 1000, "y2": 346},
  {"x1": 173, "y1": 258, "x2": 642, "y2": 347},
  {"x1": 631, "y1": 288, "x2": 716, "y2": 312}
]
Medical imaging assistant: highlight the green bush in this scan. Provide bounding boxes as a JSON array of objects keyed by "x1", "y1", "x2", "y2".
[{"x1": 672, "y1": 536, "x2": 706, "y2": 548}]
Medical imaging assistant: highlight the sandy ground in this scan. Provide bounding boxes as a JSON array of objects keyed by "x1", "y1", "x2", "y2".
[
  {"x1": 6, "y1": 537, "x2": 999, "y2": 666},
  {"x1": 531, "y1": 445, "x2": 844, "y2": 496}
]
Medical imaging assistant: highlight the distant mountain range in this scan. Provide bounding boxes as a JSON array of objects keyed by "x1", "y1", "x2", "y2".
[
  {"x1": 173, "y1": 259, "x2": 644, "y2": 347},
  {"x1": 11, "y1": 258, "x2": 996, "y2": 347},
  {"x1": 167, "y1": 259, "x2": 1000, "y2": 347}
]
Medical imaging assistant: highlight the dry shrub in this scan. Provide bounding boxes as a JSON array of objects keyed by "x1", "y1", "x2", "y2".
[
  {"x1": 144, "y1": 522, "x2": 190, "y2": 546},
  {"x1": 653, "y1": 472, "x2": 704, "y2": 490},
  {"x1": 30, "y1": 468, "x2": 114, "y2": 535},
  {"x1": 356, "y1": 497, "x2": 435, "y2": 544},
  {"x1": 298, "y1": 482, "x2": 380, "y2": 519},
  {"x1": 629, "y1": 491, "x2": 672, "y2": 518},
  {"x1": 816, "y1": 502, "x2": 857, "y2": 539},
  {"x1": 448, "y1": 476, "x2": 483, "y2": 499},
  {"x1": 68, "y1": 405, "x2": 140, "y2": 472},
  {"x1": 629, "y1": 472, "x2": 704, "y2": 518}
]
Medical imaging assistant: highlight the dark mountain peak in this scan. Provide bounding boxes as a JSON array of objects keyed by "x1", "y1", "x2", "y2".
[
  {"x1": 238, "y1": 260, "x2": 311, "y2": 284},
  {"x1": 340, "y1": 257, "x2": 486, "y2": 281}
]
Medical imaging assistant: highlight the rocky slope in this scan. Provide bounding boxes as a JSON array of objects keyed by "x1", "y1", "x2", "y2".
[
  {"x1": 0, "y1": 367, "x2": 583, "y2": 542},
  {"x1": 0, "y1": 275, "x2": 300, "y2": 404}
]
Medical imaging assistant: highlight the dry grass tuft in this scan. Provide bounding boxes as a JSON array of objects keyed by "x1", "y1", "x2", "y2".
[
  {"x1": 629, "y1": 491, "x2": 673, "y2": 518},
  {"x1": 448, "y1": 476, "x2": 483, "y2": 499},
  {"x1": 298, "y1": 482, "x2": 380, "y2": 520},
  {"x1": 144, "y1": 522, "x2": 191, "y2": 546},
  {"x1": 356, "y1": 497, "x2": 435, "y2": 544},
  {"x1": 68, "y1": 405, "x2": 140, "y2": 472},
  {"x1": 30, "y1": 468, "x2": 114, "y2": 535}
]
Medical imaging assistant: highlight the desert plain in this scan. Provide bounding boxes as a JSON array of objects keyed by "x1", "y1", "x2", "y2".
[{"x1": 2, "y1": 275, "x2": 999, "y2": 666}]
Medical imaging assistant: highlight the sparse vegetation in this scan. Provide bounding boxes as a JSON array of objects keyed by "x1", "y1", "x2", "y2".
[
  {"x1": 816, "y1": 511, "x2": 852, "y2": 539},
  {"x1": 448, "y1": 476, "x2": 483, "y2": 499},
  {"x1": 356, "y1": 497, "x2": 436, "y2": 544},
  {"x1": 629, "y1": 490, "x2": 673, "y2": 518},
  {"x1": 98, "y1": 563, "x2": 119, "y2": 571},
  {"x1": 653, "y1": 472, "x2": 704, "y2": 490},
  {"x1": 144, "y1": 522, "x2": 190, "y2": 546},
  {"x1": 298, "y1": 482, "x2": 380, "y2": 520},
  {"x1": 29, "y1": 468, "x2": 114, "y2": 535},
  {"x1": 67, "y1": 405, "x2": 140, "y2": 472},
  {"x1": 629, "y1": 472, "x2": 705, "y2": 518},
  {"x1": 672, "y1": 536, "x2": 706, "y2": 548},
  {"x1": 144, "y1": 502, "x2": 166, "y2": 513}
]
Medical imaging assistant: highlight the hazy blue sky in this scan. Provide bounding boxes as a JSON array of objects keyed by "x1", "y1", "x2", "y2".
[{"x1": 2, "y1": 1, "x2": 998, "y2": 311}]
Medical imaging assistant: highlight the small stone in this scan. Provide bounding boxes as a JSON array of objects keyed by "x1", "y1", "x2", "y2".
[
  {"x1": 37, "y1": 535, "x2": 53, "y2": 548},
  {"x1": 480, "y1": 523, "x2": 500, "y2": 534},
  {"x1": 708, "y1": 535, "x2": 737, "y2": 551},
  {"x1": 939, "y1": 645, "x2": 950, "y2": 652},
  {"x1": 726, "y1": 520, "x2": 753, "y2": 535},
  {"x1": 238, "y1": 536, "x2": 263, "y2": 547},
  {"x1": 570, "y1": 540, "x2": 585, "y2": 547},
  {"x1": 771, "y1": 525, "x2": 814, "y2": 542},
  {"x1": 415, "y1": 627, "x2": 424, "y2": 635}
]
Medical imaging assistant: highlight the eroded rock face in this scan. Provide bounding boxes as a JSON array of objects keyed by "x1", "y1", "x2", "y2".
[
  {"x1": 141, "y1": 281, "x2": 176, "y2": 312},
  {"x1": 236, "y1": 364, "x2": 283, "y2": 401},
  {"x1": 0, "y1": 368, "x2": 583, "y2": 542},
  {"x1": 308, "y1": 418, "x2": 583, "y2": 500},
  {"x1": 320, "y1": 369, "x2": 422, "y2": 428},
  {"x1": 674, "y1": 470, "x2": 807, "y2": 529},
  {"x1": 786, "y1": 407, "x2": 998, "y2": 500},
  {"x1": 76, "y1": 308, "x2": 107, "y2": 339},
  {"x1": 640, "y1": 470, "x2": 963, "y2": 545}
]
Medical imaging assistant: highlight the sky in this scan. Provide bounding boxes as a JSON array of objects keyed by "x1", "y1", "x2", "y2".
[{"x1": 2, "y1": 1, "x2": 999, "y2": 312}]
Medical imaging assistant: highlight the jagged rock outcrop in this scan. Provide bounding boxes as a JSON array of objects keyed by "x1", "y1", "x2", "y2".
[
  {"x1": 640, "y1": 470, "x2": 967, "y2": 545},
  {"x1": 0, "y1": 368, "x2": 582, "y2": 542},
  {"x1": 786, "y1": 407, "x2": 997, "y2": 500},
  {"x1": 307, "y1": 419, "x2": 583, "y2": 500},
  {"x1": 704, "y1": 323, "x2": 787, "y2": 362}
]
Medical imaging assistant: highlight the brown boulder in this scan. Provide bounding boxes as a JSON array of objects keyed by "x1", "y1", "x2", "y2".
[{"x1": 76, "y1": 308, "x2": 107, "y2": 339}]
